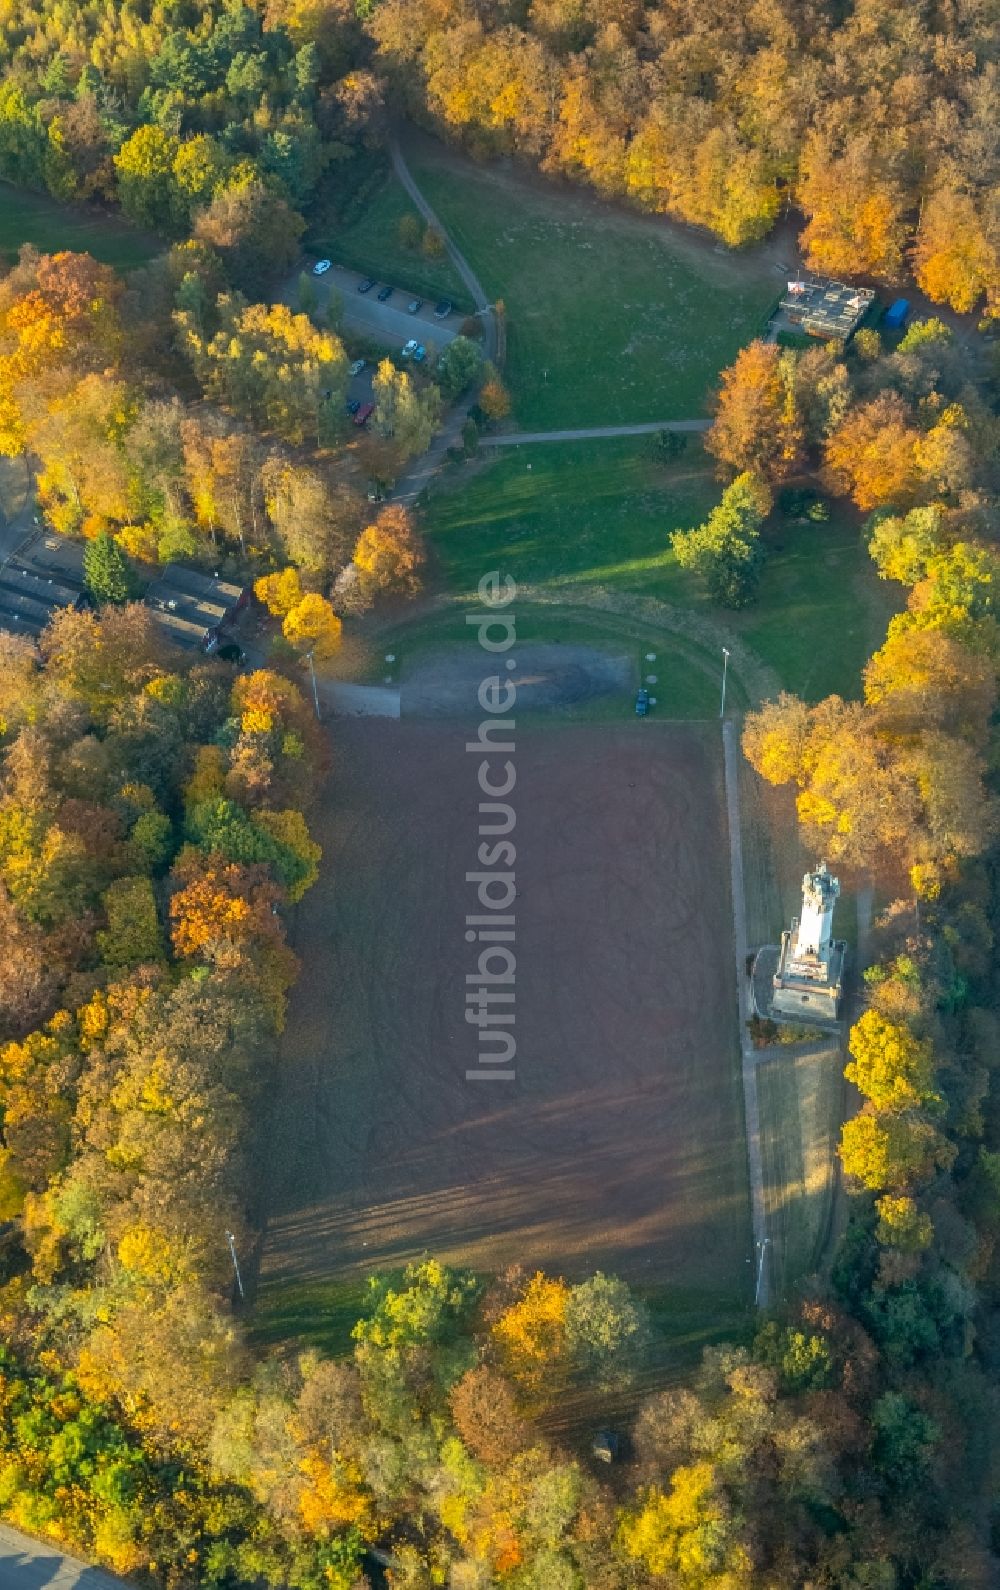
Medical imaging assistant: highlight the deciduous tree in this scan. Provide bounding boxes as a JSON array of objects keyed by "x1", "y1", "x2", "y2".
[{"x1": 706, "y1": 340, "x2": 803, "y2": 480}]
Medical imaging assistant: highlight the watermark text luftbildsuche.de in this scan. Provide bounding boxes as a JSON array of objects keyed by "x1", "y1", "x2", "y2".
[{"x1": 465, "y1": 572, "x2": 517, "y2": 1082}]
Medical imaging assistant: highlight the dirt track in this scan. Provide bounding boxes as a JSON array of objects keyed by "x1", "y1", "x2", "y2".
[
  {"x1": 401, "y1": 644, "x2": 631, "y2": 716},
  {"x1": 260, "y1": 718, "x2": 750, "y2": 1299}
]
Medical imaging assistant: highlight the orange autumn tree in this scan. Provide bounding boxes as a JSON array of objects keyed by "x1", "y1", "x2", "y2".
[
  {"x1": 797, "y1": 134, "x2": 908, "y2": 281},
  {"x1": 351, "y1": 504, "x2": 426, "y2": 600},
  {"x1": 706, "y1": 340, "x2": 803, "y2": 481},
  {"x1": 913, "y1": 187, "x2": 999, "y2": 316},
  {"x1": 169, "y1": 853, "x2": 298, "y2": 1025},
  {"x1": 0, "y1": 249, "x2": 123, "y2": 456},
  {"x1": 824, "y1": 394, "x2": 922, "y2": 512}
]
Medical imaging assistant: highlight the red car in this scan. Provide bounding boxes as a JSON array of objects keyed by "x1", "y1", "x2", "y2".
[{"x1": 353, "y1": 402, "x2": 375, "y2": 427}]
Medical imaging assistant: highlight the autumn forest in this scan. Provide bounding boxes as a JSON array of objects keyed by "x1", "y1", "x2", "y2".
[{"x1": 0, "y1": 0, "x2": 999, "y2": 1587}]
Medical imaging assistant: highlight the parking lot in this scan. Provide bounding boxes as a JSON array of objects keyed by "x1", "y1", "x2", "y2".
[{"x1": 301, "y1": 261, "x2": 470, "y2": 355}]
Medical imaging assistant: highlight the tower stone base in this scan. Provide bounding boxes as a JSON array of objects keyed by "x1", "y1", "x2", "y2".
[{"x1": 772, "y1": 928, "x2": 846, "y2": 1023}]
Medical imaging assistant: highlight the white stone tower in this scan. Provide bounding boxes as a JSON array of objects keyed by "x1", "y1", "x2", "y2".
[{"x1": 772, "y1": 862, "x2": 845, "y2": 1022}]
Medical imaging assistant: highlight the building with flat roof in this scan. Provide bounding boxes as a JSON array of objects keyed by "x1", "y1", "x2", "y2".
[
  {"x1": 145, "y1": 565, "x2": 248, "y2": 652},
  {"x1": 0, "y1": 530, "x2": 86, "y2": 636},
  {"x1": 0, "y1": 531, "x2": 250, "y2": 651},
  {"x1": 778, "y1": 277, "x2": 875, "y2": 342}
]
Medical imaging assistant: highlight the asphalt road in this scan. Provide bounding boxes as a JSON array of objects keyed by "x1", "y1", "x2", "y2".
[
  {"x1": 0, "y1": 1523, "x2": 129, "y2": 1590},
  {"x1": 0, "y1": 456, "x2": 35, "y2": 566},
  {"x1": 299, "y1": 262, "x2": 467, "y2": 353}
]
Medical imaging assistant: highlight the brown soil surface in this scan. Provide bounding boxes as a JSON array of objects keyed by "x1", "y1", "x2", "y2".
[
  {"x1": 402, "y1": 644, "x2": 631, "y2": 715},
  {"x1": 259, "y1": 717, "x2": 750, "y2": 1298}
]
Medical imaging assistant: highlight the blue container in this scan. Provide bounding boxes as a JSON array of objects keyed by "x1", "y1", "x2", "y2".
[{"x1": 883, "y1": 298, "x2": 910, "y2": 329}]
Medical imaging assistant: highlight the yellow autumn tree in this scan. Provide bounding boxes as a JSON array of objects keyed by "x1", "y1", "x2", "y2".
[
  {"x1": 255, "y1": 566, "x2": 304, "y2": 617},
  {"x1": 492, "y1": 1271, "x2": 571, "y2": 1391},
  {"x1": 839, "y1": 1108, "x2": 954, "y2": 1193},
  {"x1": 913, "y1": 188, "x2": 999, "y2": 315},
  {"x1": 282, "y1": 591, "x2": 342, "y2": 658},
  {"x1": 844, "y1": 1011, "x2": 938, "y2": 1114},
  {"x1": 617, "y1": 1463, "x2": 751, "y2": 1583},
  {"x1": 875, "y1": 1195, "x2": 934, "y2": 1252}
]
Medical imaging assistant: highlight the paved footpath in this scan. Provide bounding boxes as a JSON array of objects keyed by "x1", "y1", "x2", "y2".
[
  {"x1": 490, "y1": 419, "x2": 711, "y2": 445},
  {"x1": 385, "y1": 143, "x2": 711, "y2": 500},
  {"x1": 0, "y1": 1521, "x2": 130, "y2": 1590},
  {"x1": 722, "y1": 719, "x2": 770, "y2": 1309},
  {"x1": 390, "y1": 138, "x2": 495, "y2": 362}
]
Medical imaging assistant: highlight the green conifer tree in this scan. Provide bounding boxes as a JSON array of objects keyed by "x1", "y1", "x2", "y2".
[{"x1": 83, "y1": 531, "x2": 135, "y2": 605}]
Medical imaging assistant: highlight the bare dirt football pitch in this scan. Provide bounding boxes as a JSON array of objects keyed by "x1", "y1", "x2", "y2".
[{"x1": 257, "y1": 715, "x2": 751, "y2": 1335}]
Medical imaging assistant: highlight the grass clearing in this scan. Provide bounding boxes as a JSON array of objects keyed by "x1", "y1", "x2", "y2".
[
  {"x1": 406, "y1": 142, "x2": 779, "y2": 429},
  {"x1": 0, "y1": 182, "x2": 161, "y2": 271},
  {"x1": 423, "y1": 438, "x2": 716, "y2": 603},
  {"x1": 416, "y1": 442, "x2": 899, "y2": 702},
  {"x1": 312, "y1": 173, "x2": 470, "y2": 309},
  {"x1": 248, "y1": 1275, "x2": 373, "y2": 1358},
  {"x1": 744, "y1": 507, "x2": 903, "y2": 702},
  {"x1": 758, "y1": 1045, "x2": 844, "y2": 1298}
]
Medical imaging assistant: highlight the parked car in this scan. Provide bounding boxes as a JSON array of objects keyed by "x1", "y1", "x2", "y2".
[
  {"x1": 377, "y1": 285, "x2": 393, "y2": 301},
  {"x1": 358, "y1": 277, "x2": 375, "y2": 293},
  {"x1": 635, "y1": 687, "x2": 650, "y2": 717},
  {"x1": 353, "y1": 402, "x2": 375, "y2": 426},
  {"x1": 349, "y1": 358, "x2": 366, "y2": 376},
  {"x1": 400, "y1": 339, "x2": 427, "y2": 362},
  {"x1": 433, "y1": 299, "x2": 453, "y2": 318},
  {"x1": 312, "y1": 259, "x2": 332, "y2": 275},
  {"x1": 345, "y1": 398, "x2": 361, "y2": 415},
  {"x1": 407, "y1": 298, "x2": 423, "y2": 314}
]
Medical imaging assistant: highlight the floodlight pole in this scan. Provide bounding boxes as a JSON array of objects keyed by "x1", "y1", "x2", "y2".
[
  {"x1": 226, "y1": 1231, "x2": 245, "y2": 1301},
  {"x1": 720, "y1": 647, "x2": 730, "y2": 719},
  {"x1": 754, "y1": 1237, "x2": 769, "y2": 1306},
  {"x1": 305, "y1": 650, "x2": 320, "y2": 720}
]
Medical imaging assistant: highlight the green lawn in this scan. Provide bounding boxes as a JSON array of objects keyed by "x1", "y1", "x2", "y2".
[
  {"x1": 0, "y1": 182, "x2": 161, "y2": 271},
  {"x1": 742, "y1": 507, "x2": 903, "y2": 703},
  {"x1": 758, "y1": 1045, "x2": 844, "y2": 1298},
  {"x1": 418, "y1": 442, "x2": 898, "y2": 702},
  {"x1": 407, "y1": 144, "x2": 779, "y2": 429},
  {"x1": 311, "y1": 174, "x2": 471, "y2": 310},
  {"x1": 425, "y1": 439, "x2": 717, "y2": 596}
]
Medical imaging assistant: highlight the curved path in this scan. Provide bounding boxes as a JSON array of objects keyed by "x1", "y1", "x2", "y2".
[
  {"x1": 491, "y1": 419, "x2": 710, "y2": 445},
  {"x1": 387, "y1": 143, "x2": 711, "y2": 501},
  {"x1": 388, "y1": 138, "x2": 502, "y2": 506},
  {"x1": 390, "y1": 138, "x2": 495, "y2": 362}
]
